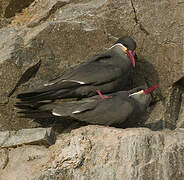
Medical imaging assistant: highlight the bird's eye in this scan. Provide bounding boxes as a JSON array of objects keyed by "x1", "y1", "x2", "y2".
[
  {"x1": 123, "y1": 44, "x2": 128, "y2": 49},
  {"x1": 136, "y1": 88, "x2": 143, "y2": 92}
]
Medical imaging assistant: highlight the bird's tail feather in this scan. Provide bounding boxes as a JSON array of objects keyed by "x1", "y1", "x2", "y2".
[
  {"x1": 16, "y1": 80, "x2": 83, "y2": 102},
  {"x1": 15, "y1": 100, "x2": 58, "y2": 119},
  {"x1": 17, "y1": 110, "x2": 54, "y2": 119},
  {"x1": 15, "y1": 100, "x2": 79, "y2": 119}
]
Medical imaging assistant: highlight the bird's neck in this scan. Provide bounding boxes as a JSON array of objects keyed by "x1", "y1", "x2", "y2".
[
  {"x1": 110, "y1": 45, "x2": 133, "y2": 67},
  {"x1": 131, "y1": 94, "x2": 151, "y2": 112}
]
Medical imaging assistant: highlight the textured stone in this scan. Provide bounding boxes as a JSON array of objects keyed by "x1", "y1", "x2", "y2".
[
  {"x1": 177, "y1": 93, "x2": 184, "y2": 128},
  {"x1": 0, "y1": 128, "x2": 56, "y2": 147},
  {"x1": 1, "y1": 126, "x2": 184, "y2": 179},
  {"x1": 0, "y1": 149, "x2": 8, "y2": 170},
  {"x1": 131, "y1": 0, "x2": 183, "y2": 90},
  {"x1": 0, "y1": 145, "x2": 50, "y2": 180},
  {"x1": 0, "y1": 0, "x2": 35, "y2": 18},
  {"x1": 41, "y1": 126, "x2": 184, "y2": 179}
]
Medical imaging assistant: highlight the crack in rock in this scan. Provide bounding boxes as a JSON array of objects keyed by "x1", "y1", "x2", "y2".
[
  {"x1": 0, "y1": 149, "x2": 9, "y2": 170},
  {"x1": 130, "y1": 0, "x2": 150, "y2": 35},
  {"x1": 8, "y1": 60, "x2": 41, "y2": 97}
]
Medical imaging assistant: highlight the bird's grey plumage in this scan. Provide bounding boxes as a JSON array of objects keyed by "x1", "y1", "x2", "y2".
[
  {"x1": 17, "y1": 37, "x2": 136, "y2": 102},
  {"x1": 16, "y1": 86, "x2": 153, "y2": 126}
]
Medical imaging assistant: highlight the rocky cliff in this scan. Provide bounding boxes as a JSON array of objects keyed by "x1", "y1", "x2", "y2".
[{"x1": 0, "y1": 0, "x2": 183, "y2": 179}]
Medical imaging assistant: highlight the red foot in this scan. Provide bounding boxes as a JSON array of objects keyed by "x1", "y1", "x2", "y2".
[{"x1": 96, "y1": 90, "x2": 112, "y2": 100}]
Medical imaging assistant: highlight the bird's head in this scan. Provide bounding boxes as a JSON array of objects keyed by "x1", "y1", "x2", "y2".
[
  {"x1": 128, "y1": 85, "x2": 159, "y2": 111},
  {"x1": 114, "y1": 37, "x2": 136, "y2": 67}
]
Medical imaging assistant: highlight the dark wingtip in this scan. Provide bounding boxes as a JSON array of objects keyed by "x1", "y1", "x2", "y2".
[
  {"x1": 16, "y1": 92, "x2": 32, "y2": 99},
  {"x1": 144, "y1": 84, "x2": 159, "y2": 95},
  {"x1": 16, "y1": 94, "x2": 22, "y2": 99}
]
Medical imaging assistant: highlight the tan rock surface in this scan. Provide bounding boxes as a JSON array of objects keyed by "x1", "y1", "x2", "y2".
[
  {"x1": 1, "y1": 126, "x2": 184, "y2": 180},
  {"x1": 0, "y1": 145, "x2": 50, "y2": 180}
]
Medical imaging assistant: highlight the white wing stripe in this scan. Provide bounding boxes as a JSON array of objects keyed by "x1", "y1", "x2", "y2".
[
  {"x1": 44, "y1": 79, "x2": 85, "y2": 86},
  {"x1": 72, "y1": 110, "x2": 81, "y2": 114},
  {"x1": 52, "y1": 112, "x2": 62, "y2": 116},
  {"x1": 44, "y1": 82, "x2": 55, "y2": 86},
  {"x1": 109, "y1": 43, "x2": 123, "y2": 49},
  {"x1": 62, "y1": 80, "x2": 85, "y2": 84}
]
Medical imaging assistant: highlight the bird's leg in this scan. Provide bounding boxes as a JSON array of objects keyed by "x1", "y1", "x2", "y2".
[{"x1": 96, "y1": 90, "x2": 112, "y2": 100}]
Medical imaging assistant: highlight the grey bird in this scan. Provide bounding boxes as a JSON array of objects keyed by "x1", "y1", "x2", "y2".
[
  {"x1": 17, "y1": 37, "x2": 136, "y2": 102},
  {"x1": 16, "y1": 85, "x2": 159, "y2": 125}
]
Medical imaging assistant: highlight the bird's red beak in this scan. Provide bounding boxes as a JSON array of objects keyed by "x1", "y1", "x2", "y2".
[
  {"x1": 126, "y1": 50, "x2": 135, "y2": 67},
  {"x1": 144, "y1": 85, "x2": 159, "y2": 95}
]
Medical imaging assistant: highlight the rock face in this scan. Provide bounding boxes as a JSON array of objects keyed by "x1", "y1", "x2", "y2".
[
  {"x1": 0, "y1": 0, "x2": 183, "y2": 131},
  {"x1": 0, "y1": 0, "x2": 183, "y2": 179},
  {"x1": 1, "y1": 126, "x2": 184, "y2": 180},
  {"x1": 0, "y1": 0, "x2": 35, "y2": 18},
  {"x1": 0, "y1": 145, "x2": 50, "y2": 180}
]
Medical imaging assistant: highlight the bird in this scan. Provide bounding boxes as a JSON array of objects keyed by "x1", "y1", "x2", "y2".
[
  {"x1": 16, "y1": 85, "x2": 159, "y2": 125},
  {"x1": 16, "y1": 37, "x2": 136, "y2": 102}
]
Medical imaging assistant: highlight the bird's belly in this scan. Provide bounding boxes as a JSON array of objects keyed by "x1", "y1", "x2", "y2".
[{"x1": 75, "y1": 105, "x2": 130, "y2": 125}]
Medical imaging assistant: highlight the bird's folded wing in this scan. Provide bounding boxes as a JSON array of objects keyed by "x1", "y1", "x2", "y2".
[
  {"x1": 52, "y1": 100, "x2": 98, "y2": 116},
  {"x1": 43, "y1": 53, "x2": 117, "y2": 86}
]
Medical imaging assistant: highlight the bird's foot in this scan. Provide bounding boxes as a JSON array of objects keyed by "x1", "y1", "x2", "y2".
[{"x1": 96, "y1": 90, "x2": 112, "y2": 100}]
